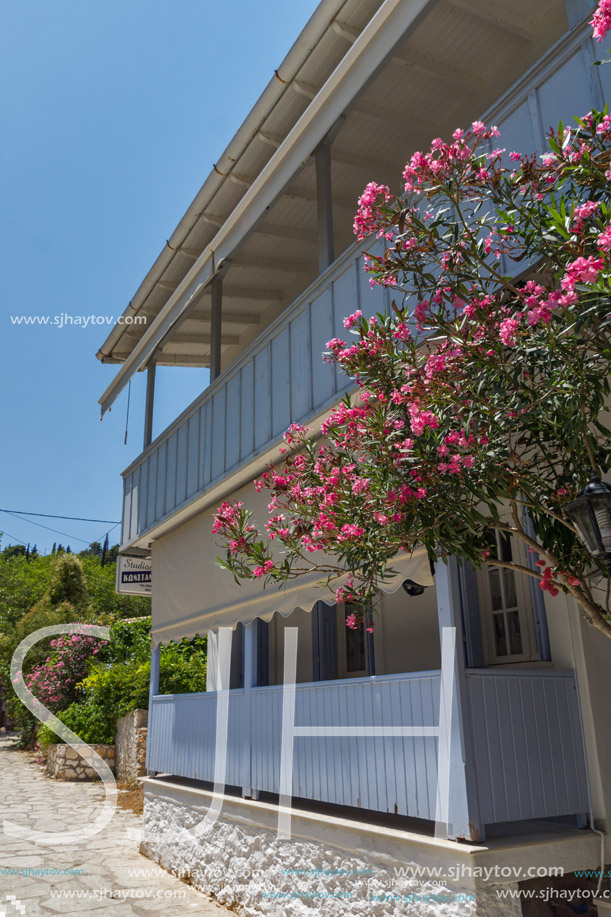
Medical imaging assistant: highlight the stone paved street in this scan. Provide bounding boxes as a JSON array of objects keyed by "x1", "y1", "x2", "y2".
[{"x1": 0, "y1": 735, "x2": 231, "y2": 916}]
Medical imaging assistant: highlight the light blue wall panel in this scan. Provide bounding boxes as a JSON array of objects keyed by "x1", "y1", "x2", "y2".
[
  {"x1": 289, "y1": 307, "x2": 312, "y2": 421},
  {"x1": 310, "y1": 288, "x2": 335, "y2": 406},
  {"x1": 467, "y1": 671, "x2": 589, "y2": 824},
  {"x1": 165, "y1": 431, "x2": 177, "y2": 515},
  {"x1": 536, "y1": 48, "x2": 594, "y2": 136},
  {"x1": 155, "y1": 442, "x2": 167, "y2": 522},
  {"x1": 225, "y1": 373, "x2": 241, "y2": 471},
  {"x1": 210, "y1": 390, "x2": 226, "y2": 481},
  {"x1": 271, "y1": 328, "x2": 291, "y2": 437},
  {"x1": 176, "y1": 423, "x2": 188, "y2": 507},
  {"x1": 146, "y1": 450, "x2": 158, "y2": 530},
  {"x1": 240, "y1": 362, "x2": 255, "y2": 462},
  {"x1": 254, "y1": 346, "x2": 271, "y2": 450},
  {"x1": 200, "y1": 402, "x2": 211, "y2": 488}
]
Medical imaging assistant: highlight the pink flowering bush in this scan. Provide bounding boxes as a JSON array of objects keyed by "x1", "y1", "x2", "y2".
[
  {"x1": 24, "y1": 627, "x2": 107, "y2": 712},
  {"x1": 215, "y1": 107, "x2": 611, "y2": 639}
]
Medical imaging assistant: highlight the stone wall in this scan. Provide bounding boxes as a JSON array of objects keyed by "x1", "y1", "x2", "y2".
[
  {"x1": 140, "y1": 783, "x2": 490, "y2": 917},
  {"x1": 115, "y1": 709, "x2": 148, "y2": 785},
  {"x1": 46, "y1": 743, "x2": 115, "y2": 780}
]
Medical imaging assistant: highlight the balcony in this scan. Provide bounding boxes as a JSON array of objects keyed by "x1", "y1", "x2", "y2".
[
  {"x1": 120, "y1": 237, "x2": 392, "y2": 547},
  {"x1": 120, "y1": 22, "x2": 607, "y2": 549},
  {"x1": 146, "y1": 667, "x2": 589, "y2": 836}
]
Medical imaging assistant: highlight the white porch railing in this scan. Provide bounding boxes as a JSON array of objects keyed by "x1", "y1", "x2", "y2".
[{"x1": 146, "y1": 668, "x2": 589, "y2": 828}]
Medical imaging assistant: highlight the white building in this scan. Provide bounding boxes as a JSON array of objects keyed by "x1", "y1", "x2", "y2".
[{"x1": 98, "y1": 1, "x2": 611, "y2": 913}]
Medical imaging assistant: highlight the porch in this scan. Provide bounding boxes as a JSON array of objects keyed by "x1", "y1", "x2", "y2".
[{"x1": 146, "y1": 665, "x2": 589, "y2": 841}]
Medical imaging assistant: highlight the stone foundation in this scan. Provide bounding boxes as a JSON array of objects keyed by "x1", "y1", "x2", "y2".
[
  {"x1": 140, "y1": 780, "x2": 481, "y2": 917},
  {"x1": 140, "y1": 779, "x2": 601, "y2": 917},
  {"x1": 46, "y1": 743, "x2": 115, "y2": 780},
  {"x1": 116, "y1": 709, "x2": 148, "y2": 785}
]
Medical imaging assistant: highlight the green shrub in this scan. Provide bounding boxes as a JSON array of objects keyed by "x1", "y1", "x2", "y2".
[
  {"x1": 39, "y1": 701, "x2": 115, "y2": 747},
  {"x1": 36, "y1": 632, "x2": 207, "y2": 748}
]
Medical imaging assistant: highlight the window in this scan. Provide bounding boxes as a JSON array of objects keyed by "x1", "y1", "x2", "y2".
[
  {"x1": 478, "y1": 531, "x2": 538, "y2": 664},
  {"x1": 336, "y1": 605, "x2": 373, "y2": 678}
]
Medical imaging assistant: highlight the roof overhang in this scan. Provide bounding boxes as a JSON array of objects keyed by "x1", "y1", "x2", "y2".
[
  {"x1": 98, "y1": 0, "x2": 569, "y2": 416},
  {"x1": 98, "y1": 0, "x2": 437, "y2": 416}
]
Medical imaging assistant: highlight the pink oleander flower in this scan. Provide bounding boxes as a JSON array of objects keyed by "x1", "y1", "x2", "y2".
[
  {"x1": 561, "y1": 256, "x2": 604, "y2": 290},
  {"x1": 591, "y1": 0, "x2": 611, "y2": 41},
  {"x1": 252, "y1": 559, "x2": 275, "y2": 578},
  {"x1": 572, "y1": 200, "x2": 600, "y2": 233},
  {"x1": 343, "y1": 310, "x2": 363, "y2": 329},
  {"x1": 598, "y1": 224, "x2": 611, "y2": 251},
  {"x1": 499, "y1": 317, "x2": 520, "y2": 347},
  {"x1": 339, "y1": 523, "x2": 365, "y2": 539},
  {"x1": 353, "y1": 182, "x2": 392, "y2": 240}
]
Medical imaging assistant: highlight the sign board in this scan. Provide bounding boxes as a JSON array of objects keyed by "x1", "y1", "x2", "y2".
[{"x1": 116, "y1": 555, "x2": 152, "y2": 595}]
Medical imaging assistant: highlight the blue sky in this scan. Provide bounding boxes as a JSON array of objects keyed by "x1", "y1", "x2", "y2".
[{"x1": 0, "y1": 0, "x2": 316, "y2": 553}]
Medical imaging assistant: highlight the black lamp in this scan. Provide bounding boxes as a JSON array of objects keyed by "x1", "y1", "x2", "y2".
[
  {"x1": 565, "y1": 475, "x2": 611, "y2": 569},
  {"x1": 402, "y1": 578, "x2": 426, "y2": 597}
]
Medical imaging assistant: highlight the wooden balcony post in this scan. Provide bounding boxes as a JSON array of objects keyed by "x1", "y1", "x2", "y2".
[
  {"x1": 210, "y1": 276, "x2": 222, "y2": 381},
  {"x1": 143, "y1": 362, "x2": 156, "y2": 449},
  {"x1": 315, "y1": 140, "x2": 334, "y2": 272},
  {"x1": 147, "y1": 643, "x2": 161, "y2": 776},
  {"x1": 435, "y1": 557, "x2": 484, "y2": 841},
  {"x1": 242, "y1": 621, "x2": 257, "y2": 797},
  {"x1": 206, "y1": 630, "x2": 218, "y2": 691}
]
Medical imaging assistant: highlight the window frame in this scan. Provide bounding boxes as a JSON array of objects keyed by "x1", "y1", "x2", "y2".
[{"x1": 477, "y1": 532, "x2": 539, "y2": 665}]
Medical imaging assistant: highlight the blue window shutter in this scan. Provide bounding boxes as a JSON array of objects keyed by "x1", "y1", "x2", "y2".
[
  {"x1": 313, "y1": 601, "x2": 338, "y2": 681},
  {"x1": 256, "y1": 619, "x2": 269, "y2": 686},
  {"x1": 521, "y1": 512, "x2": 552, "y2": 661},
  {"x1": 231, "y1": 621, "x2": 244, "y2": 689},
  {"x1": 458, "y1": 562, "x2": 485, "y2": 668}
]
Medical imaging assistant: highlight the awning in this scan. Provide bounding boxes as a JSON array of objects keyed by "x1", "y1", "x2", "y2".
[{"x1": 150, "y1": 476, "x2": 433, "y2": 648}]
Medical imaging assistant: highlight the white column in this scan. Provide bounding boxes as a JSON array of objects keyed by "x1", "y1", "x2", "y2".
[
  {"x1": 147, "y1": 643, "x2": 161, "y2": 776},
  {"x1": 435, "y1": 557, "x2": 483, "y2": 841},
  {"x1": 242, "y1": 621, "x2": 257, "y2": 797},
  {"x1": 206, "y1": 629, "x2": 219, "y2": 692}
]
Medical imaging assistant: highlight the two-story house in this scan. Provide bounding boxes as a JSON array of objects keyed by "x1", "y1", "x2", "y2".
[{"x1": 98, "y1": 1, "x2": 611, "y2": 913}]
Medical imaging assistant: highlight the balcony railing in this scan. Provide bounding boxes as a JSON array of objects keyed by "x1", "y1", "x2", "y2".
[
  {"x1": 121, "y1": 236, "x2": 392, "y2": 545},
  {"x1": 146, "y1": 668, "x2": 589, "y2": 832}
]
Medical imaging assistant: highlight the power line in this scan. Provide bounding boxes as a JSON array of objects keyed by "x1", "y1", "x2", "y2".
[
  {"x1": 0, "y1": 528, "x2": 29, "y2": 548},
  {"x1": 1, "y1": 510, "x2": 92, "y2": 546},
  {"x1": 0, "y1": 509, "x2": 120, "y2": 524},
  {"x1": 92, "y1": 522, "x2": 121, "y2": 545}
]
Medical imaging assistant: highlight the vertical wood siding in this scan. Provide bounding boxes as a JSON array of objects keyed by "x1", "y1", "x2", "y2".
[
  {"x1": 147, "y1": 672, "x2": 439, "y2": 820},
  {"x1": 121, "y1": 237, "x2": 391, "y2": 543},
  {"x1": 467, "y1": 670, "x2": 589, "y2": 823},
  {"x1": 146, "y1": 669, "x2": 588, "y2": 826}
]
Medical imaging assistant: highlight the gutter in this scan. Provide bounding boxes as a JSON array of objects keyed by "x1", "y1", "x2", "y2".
[{"x1": 96, "y1": 0, "x2": 351, "y2": 365}]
